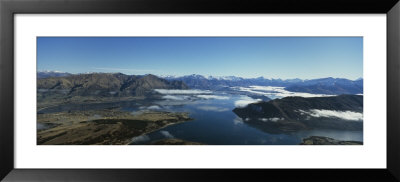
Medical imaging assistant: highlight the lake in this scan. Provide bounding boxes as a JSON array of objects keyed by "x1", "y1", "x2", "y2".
[{"x1": 127, "y1": 91, "x2": 363, "y2": 145}]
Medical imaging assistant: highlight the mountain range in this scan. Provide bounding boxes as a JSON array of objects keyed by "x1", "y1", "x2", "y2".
[
  {"x1": 37, "y1": 73, "x2": 187, "y2": 97},
  {"x1": 37, "y1": 71, "x2": 72, "y2": 79},
  {"x1": 37, "y1": 71, "x2": 363, "y2": 95},
  {"x1": 162, "y1": 74, "x2": 363, "y2": 94}
]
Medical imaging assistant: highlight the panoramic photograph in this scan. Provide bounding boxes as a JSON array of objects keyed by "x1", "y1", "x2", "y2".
[{"x1": 37, "y1": 37, "x2": 363, "y2": 145}]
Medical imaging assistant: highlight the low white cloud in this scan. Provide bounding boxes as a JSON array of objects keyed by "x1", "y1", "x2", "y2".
[
  {"x1": 233, "y1": 117, "x2": 244, "y2": 125},
  {"x1": 197, "y1": 106, "x2": 229, "y2": 112},
  {"x1": 139, "y1": 105, "x2": 162, "y2": 110},
  {"x1": 158, "y1": 90, "x2": 229, "y2": 102},
  {"x1": 297, "y1": 109, "x2": 363, "y2": 121},
  {"x1": 147, "y1": 105, "x2": 161, "y2": 110},
  {"x1": 259, "y1": 117, "x2": 283, "y2": 122},
  {"x1": 131, "y1": 135, "x2": 150, "y2": 143},
  {"x1": 236, "y1": 87, "x2": 267, "y2": 95},
  {"x1": 162, "y1": 95, "x2": 191, "y2": 100},
  {"x1": 154, "y1": 89, "x2": 212, "y2": 95},
  {"x1": 196, "y1": 95, "x2": 229, "y2": 100},
  {"x1": 234, "y1": 86, "x2": 335, "y2": 99},
  {"x1": 234, "y1": 96, "x2": 262, "y2": 108},
  {"x1": 160, "y1": 131, "x2": 174, "y2": 138}
]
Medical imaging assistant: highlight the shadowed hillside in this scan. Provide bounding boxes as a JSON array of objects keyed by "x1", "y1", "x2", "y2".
[
  {"x1": 233, "y1": 95, "x2": 363, "y2": 132},
  {"x1": 37, "y1": 73, "x2": 188, "y2": 97}
]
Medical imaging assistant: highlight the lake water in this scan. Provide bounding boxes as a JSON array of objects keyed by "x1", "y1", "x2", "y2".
[
  {"x1": 38, "y1": 89, "x2": 363, "y2": 145},
  {"x1": 127, "y1": 92, "x2": 363, "y2": 145}
]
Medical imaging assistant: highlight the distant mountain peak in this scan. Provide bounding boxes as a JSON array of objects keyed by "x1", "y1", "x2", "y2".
[
  {"x1": 37, "y1": 70, "x2": 72, "y2": 79},
  {"x1": 184, "y1": 74, "x2": 207, "y2": 79},
  {"x1": 206, "y1": 75, "x2": 244, "y2": 81},
  {"x1": 38, "y1": 70, "x2": 68, "y2": 73}
]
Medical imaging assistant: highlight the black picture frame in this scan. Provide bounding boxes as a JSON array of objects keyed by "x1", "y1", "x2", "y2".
[{"x1": 1, "y1": 0, "x2": 399, "y2": 181}]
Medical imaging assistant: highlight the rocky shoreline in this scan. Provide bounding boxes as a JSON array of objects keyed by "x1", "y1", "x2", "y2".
[{"x1": 300, "y1": 136, "x2": 363, "y2": 145}]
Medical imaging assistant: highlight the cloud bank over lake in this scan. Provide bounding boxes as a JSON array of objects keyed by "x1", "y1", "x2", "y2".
[
  {"x1": 154, "y1": 89, "x2": 212, "y2": 95},
  {"x1": 162, "y1": 95, "x2": 191, "y2": 101},
  {"x1": 234, "y1": 86, "x2": 335, "y2": 99},
  {"x1": 156, "y1": 89, "x2": 230, "y2": 102},
  {"x1": 196, "y1": 95, "x2": 229, "y2": 100},
  {"x1": 234, "y1": 96, "x2": 262, "y2": 108},
  {"x1": 298, "y1": 109, "x2": 363, "y2": 121}
]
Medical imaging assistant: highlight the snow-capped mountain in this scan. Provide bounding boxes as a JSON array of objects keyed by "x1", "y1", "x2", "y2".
[
  {"x1": 162, "y1": 74, "x2": 363, "y2": 95},
  {"x1": 207, "y1": 75, "x2": 244, "y2": 81},
  {"x1": 37, "y1": 71, "x2": 72, "y2": 79}
]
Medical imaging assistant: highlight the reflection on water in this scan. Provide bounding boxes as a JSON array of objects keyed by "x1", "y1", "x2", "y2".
[{"x1": 39, "y1": 91, "x2": 363, "y2": 145}]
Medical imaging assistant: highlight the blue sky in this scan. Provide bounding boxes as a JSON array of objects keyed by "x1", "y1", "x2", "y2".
[{"x1": 37, "y1": 37, "x2": 362, "y2": 80}]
